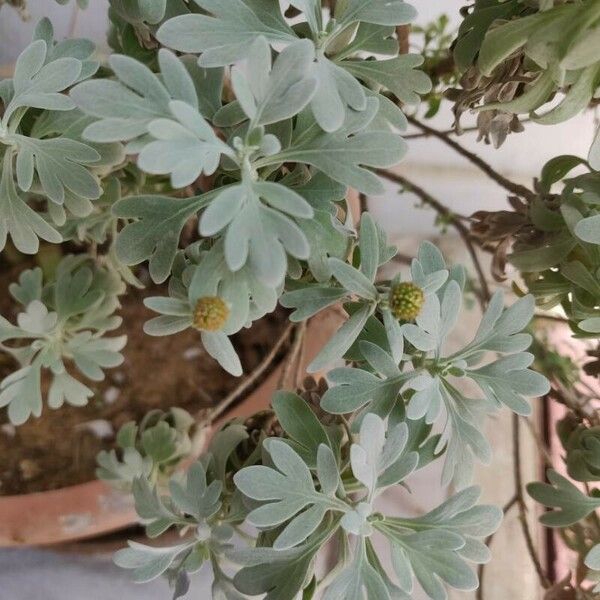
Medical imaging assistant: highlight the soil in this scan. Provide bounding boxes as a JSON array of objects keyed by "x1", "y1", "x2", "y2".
[{"x1": 0, "y1": 259, "x2": 289, "y2": 495}]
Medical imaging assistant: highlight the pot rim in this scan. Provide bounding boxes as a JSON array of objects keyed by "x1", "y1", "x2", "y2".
[{"x1": 0, "y1": 309, "x2": 342, "y2": 547}]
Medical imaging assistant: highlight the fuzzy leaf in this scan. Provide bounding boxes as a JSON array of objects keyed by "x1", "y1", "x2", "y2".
[
  {"x1": 157, "y1": 0, "x2": 297, "y2": 68},
  {"x1": 527, "y1": 469, "x2": 600, "y2": 527}
]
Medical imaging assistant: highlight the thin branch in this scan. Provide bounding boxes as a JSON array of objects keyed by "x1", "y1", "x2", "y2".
[
  {"x1": 533, "y1": 313, "x2": 570, "y2": 324},
  {"x1": 278, "y1": 321, "x2": 307, "y2": 389},
  {"x1": 392, "y1": 253, "x2": 413, "y2": 265},
  {"x1": 512, "y1": 413, "x2": 551, "y2": 589},
  {"x1": 404, "y1": 125, "x2": 481, "y2": 139},
  {"x1": 403, "y1": 118, "x2": 532, "y2": 140},
  {"x1": 377, "y1": 169, "x2": 491, "y2": 306},
  {"x1": 405, "y1": 115, "x2": 536, "y2": 201},
  {"x1": 206, "y1": 322, "x2": 294, "y2": 424},
  {"x1": 476, "y1": 494, "x2": 519, "y2": 600},
  {"x1": 358, "y1": 192, "x2": 369, "y2": 215},
  {"x1": 396, "y1": 25, "x2": 410, "y2": 55}
]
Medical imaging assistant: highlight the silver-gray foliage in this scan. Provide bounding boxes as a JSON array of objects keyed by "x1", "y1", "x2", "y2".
[{"x1": 0, "y1": 3, "x2": 555, "y2": 600}]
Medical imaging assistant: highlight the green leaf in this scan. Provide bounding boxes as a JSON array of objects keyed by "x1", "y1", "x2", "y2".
[
  {"x1": 141, "y1": 421, "x2": 178, "y2": 464},
  {"x1": 476, "y1": 11, "x2": 548, "y2": 77},
  {"x1": 527, "y1": 469, "x2": 600, "y2": 527},
  {"x1": 113, "y1": 192, "x2": 212, "y2": 284},
  {"x1": 540, "y1": 155, "x2": 586, "y2": 192},
  {"x1": 110, "y1": 0, "x2": 168, "y2": 26},
  {"x1": 308, "y1": 303, "x2": 373, "y2": 372},
  {"x1": 532, "y1": 64, "x2": 600, "y2": 125},
  {"x1": 342, "y1": 54, "x2": 432, "y2": 106},
  {"x1": 453, "y1": 0, "x2": 521, "y2": 71},
  {"x1": 272, "y1": 391, "x2": 331, "y2": 465}
]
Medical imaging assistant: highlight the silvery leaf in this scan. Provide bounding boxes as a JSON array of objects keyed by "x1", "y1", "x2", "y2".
[
  {"x1": 201, "y1": 331, "x2": 242, "y2": 377},
  {"x1": 231, "y1": 36, "x2": 317, "y2": 126},
  {"x1": 114, "y1": 541, "x2": 195, "y2": 583},
  {"x1": 200, "y1": 180, "x2": 312, "y2": 288},
  {"x1": 0, "y1": 365, "x2": 43, "y2": 425},
  {"x1": 308, "y1": 303, "x2": 374, "y2": 372},
  {"x1": 585, "y1": 545, "x2": 600, "y2": 593},
  {"x1": 96, "y1": 447, "x2": 153, "y2": 487},
  {"x1": 336, "y1": 0, "x2": 417, "y2": 27},
  {"x1": 233, "y1": 439, "x2": 343, "y2": 550},
  {"x1": 0, "y1": 154, "x2": 62, "y2": 254},
  {"x1": 137, "y1": 100, "x2": 235, "y2": 187},
  {"x1": 466, "y1": 352, "x2": 550, "y2": 416},
  {"x1": 258, "y1": 101, "x2": 407, "y2": 195},
  {"x1": 72, "y1": 50, "x2": 202, "y2": 144},
  {"x1": 3, "y1": 39, "x2": 83, "y2": 122},
  {"x1": 322, "y1": 538, "x2": 393, "y2": 600},
  {"x1": 113, "y1": 191, "x2": 214, "y2": 284},
  {"x1": 157, "y1": 0, "x2": 297, "y2": 68}
]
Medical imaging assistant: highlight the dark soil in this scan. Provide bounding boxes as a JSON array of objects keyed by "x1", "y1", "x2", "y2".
[{"x1": 0, "y1": 258, "x2": 288, "y2": 495}]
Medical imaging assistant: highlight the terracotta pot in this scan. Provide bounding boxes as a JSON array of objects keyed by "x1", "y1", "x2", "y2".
[
  {"x1": 0, "y1": 190, "x2": 359, "y2": 549},
  {"x1": 0, "y1": 309, "x2": 344, "y2": 548}
]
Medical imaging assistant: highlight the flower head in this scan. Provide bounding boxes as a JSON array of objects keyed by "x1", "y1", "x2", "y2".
[
  {"x1": 389, "y1": 282, "x2": 425, "y2": 321},
  {"x1": 193, "y1": 296, "x2": 230, "y2": 332}
]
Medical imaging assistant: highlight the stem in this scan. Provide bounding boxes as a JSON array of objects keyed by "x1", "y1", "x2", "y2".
[
  {"x1": 512, "y1": 413, "x2": 551, "y2": 589},
  {"x1": 405, "y1": 115, "x2": 536, "y2": 201},
  {"x1": 403, "y1": 118, "x2": 532, "y2": 140},
  {"x1": 278, "y1": 321, "x2": 307, "y2": 389},
  {"x1": 377, "y1": 169, "x2": 491, "y2": 307}
]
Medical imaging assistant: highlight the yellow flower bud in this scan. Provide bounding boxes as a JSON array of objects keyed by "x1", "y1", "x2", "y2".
[
  {"x1": 192, "y1": 296, "x2": 230, "y2": 332},
  {"x1": 389, "y1": 282, "x2": 425, "y2": 321}
]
